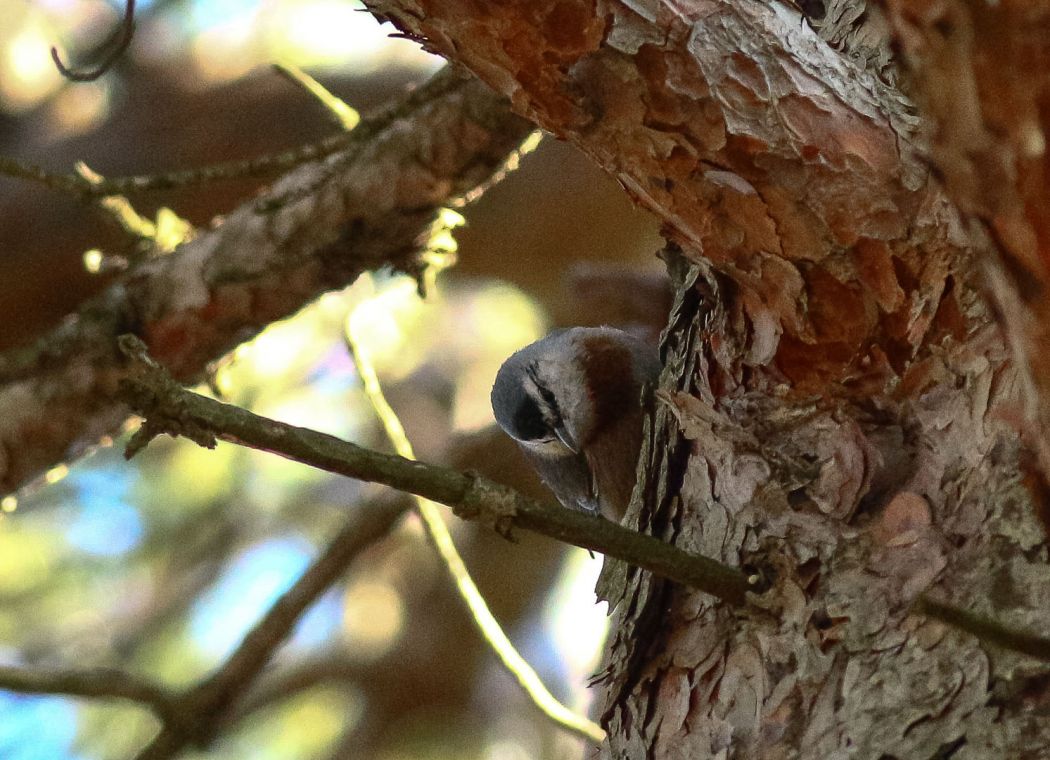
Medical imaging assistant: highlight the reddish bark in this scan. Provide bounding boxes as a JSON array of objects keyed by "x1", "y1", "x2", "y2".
[{"x1": 362, "y1": 2, "x2": 1048, "y2": 757}]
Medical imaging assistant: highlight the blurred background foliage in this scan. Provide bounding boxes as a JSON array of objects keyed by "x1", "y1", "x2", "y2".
[{"x1": 0, "y1": 1, "x2": 662, "y2": 758}]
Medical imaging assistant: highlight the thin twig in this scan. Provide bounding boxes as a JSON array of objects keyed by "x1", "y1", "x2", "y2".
[
  {"x1": 0, "y1": 663, "x2": 174, "y2": 715},
  {"x1": 51, "y1": 0, "x2": 137, "y2": 82},
  {"x1": 268, "y1": 68, "x2": 598, "y2": 738},
  {"x1": 916, "y1": 597, "x2": 1050, "y2": 662},
  {"x1": 272, "y1": 64, "x2": 361, "y2": 131},
  {"x1": 117, "y1": 334, "x2": 754, "y2": 606},
  {"x1": 0, "y1": 66, "x2": 476, "y2": 200},
  {"x1": 346, "y1": 275, "x2": 605, "y2": 743},
  {"x1": 0, "y1": 132, "x2": 357, "y2": 197},
  {"x1": 133, "y1": 498, "x2": 410, "y2": 759}
]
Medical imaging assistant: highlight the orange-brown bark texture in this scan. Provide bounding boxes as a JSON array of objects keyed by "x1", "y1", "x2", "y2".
[
  {"x1": 367, "y1": 0, "x2": 949, "y2": 391},
  {"x1": 883, "y1": 0, "x2": 1050, "y2": 480},
  {"x1": 364, "y1": 1, "x2": 1050, "y2": 758}
]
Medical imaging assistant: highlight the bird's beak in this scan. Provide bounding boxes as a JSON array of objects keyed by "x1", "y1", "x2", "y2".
[{"x1": 553, "y1": 423, "x2": 579, "y2": 454}]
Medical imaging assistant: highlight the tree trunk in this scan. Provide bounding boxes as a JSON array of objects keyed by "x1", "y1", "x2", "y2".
[{"x1": 364, "y1": 1, "x2": 1050, "y2": 757}]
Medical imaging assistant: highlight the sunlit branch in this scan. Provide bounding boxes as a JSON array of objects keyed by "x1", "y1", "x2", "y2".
[
  {"x1": 345, "y1": 276, "x2": 605, "y2": 744},
  {"x1": 0, "y1": 663, "x2": 173, "y2": 715},
  {"x1": 133, "y1": 498, "x2": 410, "y2": 760},
  {"x1": 0, "y1": 66, "x2": 534, "y2": 497},
  {"x1": 74, "y1": 162, "x2": 193, "y2": 250},
  {"x1": 273, "y1": 63, "x2": 362, "y2": 131},
  {"x1": 118, "y1": 335, "x2": 754, "y2": 606},
  {"x1": 260, "y1": 67, "x2": 598, "y2": 738},
  {"x1": 121, "y1": 332, "x2": 1050, "y2": 668}
]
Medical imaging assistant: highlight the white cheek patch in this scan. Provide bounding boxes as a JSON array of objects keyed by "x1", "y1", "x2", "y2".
[{"x1": 536, "y1": 356, "x2": 591, "y2": 440}]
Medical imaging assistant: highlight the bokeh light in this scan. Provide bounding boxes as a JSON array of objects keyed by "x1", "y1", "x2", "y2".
[
  {"x1": 543, "y1": 551, "x2": 609, "y2": 702},
  {"x1": 0, "y1": 0, "x2": 612, "y2": 754},
  {"x1": 0, "y1": 693, "x2": 80, "y2": 760},
  {"x1": 46, "y1": 79, "x2": 110, "y2": 138},
  {"x1": 341, "y1": 578, "x2": 405, "y2": 659},
  {"x1": 0, "y1": 522, "x2": 57, "y2": 596},
  {"x1": 65, "y1": 467, "x2": 143, "y2": 556},
  {"x1": 1, "y1": 15, "x2": 63, "y2": 111},
  {"x1": 190, "y1": 536, "x2": 315, "y2": 661},
  {"x1": 0, "y1": 0, "x2": 441, "y2": 115},
  {"x1": 0, "y1": 266, "x2": 586, "y2": 757},
  {"x1": 233, "y1": 686, "x2": 360, "y2": 760}
]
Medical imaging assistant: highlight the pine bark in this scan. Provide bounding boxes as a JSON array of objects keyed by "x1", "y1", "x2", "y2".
[
  {"x1": 362, "y1": 1, "x2": 1050, "y2": 757},
  {"x1": 0, "y1": 72, "x2": 531, "y2": 494}
]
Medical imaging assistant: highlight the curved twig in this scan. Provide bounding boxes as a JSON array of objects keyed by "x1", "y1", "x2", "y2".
[{"x1": 51, "y1": 0, "x2": 137, "y2": 82}]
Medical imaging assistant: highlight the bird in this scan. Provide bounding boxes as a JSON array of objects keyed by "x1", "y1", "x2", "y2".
[{"x1": 490, "y1": 327, "x2": 661, "y2": 522}]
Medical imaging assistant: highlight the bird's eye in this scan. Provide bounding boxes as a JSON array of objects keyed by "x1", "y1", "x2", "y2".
[{"x1": 511, "y1": 395, "x2": 550, "y2": 441}]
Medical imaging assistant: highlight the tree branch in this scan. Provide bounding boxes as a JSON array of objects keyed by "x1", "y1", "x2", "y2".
[
  {"x1": 117, "y1": 335, "x2": 754, "y2": 607},
  {"x1": 0, "y1": 132, "x2": 363, "y2": 196},
  {"x1": 51, "y1": 0, "x2": 136, "y2": 82},
  {"x1": 917, "y1": 597, "x2": 1050, "y2": 663},
  {"x1": 0, "y1": 66, "x2": 533, "y2": 496},
  {"x1": 0, "y1": 664, "x2": 174, "y2": 716},
  {"x1": 0, "y1": 497, "x2": 408, "y2": 759},
  {"x1": 345, "y1": 286, "x2": 604, "y2": 743},
  {"x1": 133, "y1": 498, "x2": 410, "y2": 759}
]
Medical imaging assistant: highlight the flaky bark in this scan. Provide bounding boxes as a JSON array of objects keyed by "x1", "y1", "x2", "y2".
[
  {"x1": 881, "y1": 0, "x2": 1050, "y2": 496},
  {"x1": 362, "y1": 1, "x2": 1048, "y2": 758}
]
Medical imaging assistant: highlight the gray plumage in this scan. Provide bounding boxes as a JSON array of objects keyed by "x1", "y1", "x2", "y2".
[{"x1": 491, "y1": 327, "x2": 660, "y2": 521}]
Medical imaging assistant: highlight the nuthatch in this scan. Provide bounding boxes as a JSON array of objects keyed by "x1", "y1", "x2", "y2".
[{"x1": 490, "y1": 327, "x2": 661, "y2": 522}]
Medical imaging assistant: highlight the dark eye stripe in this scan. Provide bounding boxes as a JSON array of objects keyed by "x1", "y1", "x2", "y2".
[{"x1": 526, "y1": 364, "x2": 563, "y2": 430}]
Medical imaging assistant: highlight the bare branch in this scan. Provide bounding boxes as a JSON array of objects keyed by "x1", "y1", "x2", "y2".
[
  {"x1": 345, "y1": 282, "x2": 604, "y2": 743},
  {"x1": 117, "y1": 334, "x2": 755, "y2": 606},
  {"x1": 0, "y1": 664, "x2": 173, "y2": 715},
  {"x1": 0, "y1": 132, "x2": 362, "y2": 196},
  {"x1": 133, "y1": 498, "x2": 410, "y2": 759},
  {"x1": 272, "y1": 64, "x2": 362, "y2": 131},
  {"x1": 917, "y1": 597, "x2": 1050, "y2": 663}
]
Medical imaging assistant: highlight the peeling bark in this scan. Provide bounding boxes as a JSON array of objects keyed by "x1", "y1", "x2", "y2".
[
  {"x1": 360, "y1": 2, "x2": 1050, "y2": 757},
  {"x1": 880, "y1": 0, "x2": 1050, "y2": 482},
  {"x1": 596, "y1": 252, "x2": 1038, "y2": 759}
]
